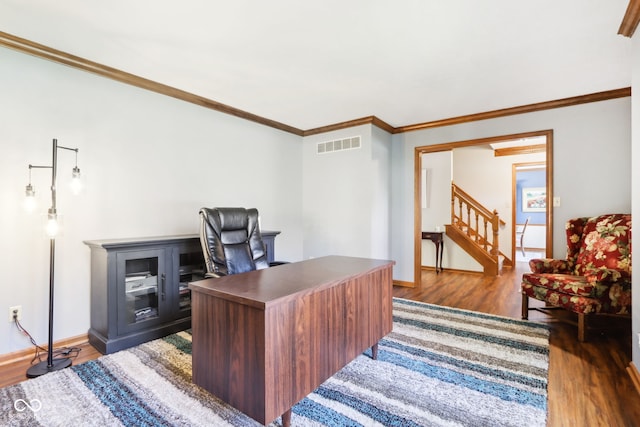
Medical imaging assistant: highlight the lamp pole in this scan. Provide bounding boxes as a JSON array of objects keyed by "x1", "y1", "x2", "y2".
[{"x1": 26, "y1": 138, "x2": 79, "y2": 378}]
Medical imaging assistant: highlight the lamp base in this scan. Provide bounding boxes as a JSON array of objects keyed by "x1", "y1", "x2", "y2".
[{"x1": 26, "y1": 357, "x2": 72, "y2": 378}]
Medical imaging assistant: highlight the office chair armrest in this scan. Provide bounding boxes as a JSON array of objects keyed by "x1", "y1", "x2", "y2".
[
  {"x1": 269, "y1": 261, "x2": 288, "y2": 267},
  {"x1": 204, "y1": 272, "x2": 223, "y2": 279}
]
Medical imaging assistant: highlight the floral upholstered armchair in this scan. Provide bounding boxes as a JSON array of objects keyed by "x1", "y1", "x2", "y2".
[{"x1": 521, "y1": 213, "x2": 631, "y2": 341}]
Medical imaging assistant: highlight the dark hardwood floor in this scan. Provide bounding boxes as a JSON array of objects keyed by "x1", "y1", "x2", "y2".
[
  {"x1": 0, "y1": 342, "x2": 101, "y2": 389},
  {"x1": 394, "y1": 262, "x2": 640, "y2": 427},
  {"x1": 1, "y1": 261, "x2": 638, "y2": 426}
]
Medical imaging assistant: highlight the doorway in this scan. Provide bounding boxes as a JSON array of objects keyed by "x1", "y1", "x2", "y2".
[
  {"x1": 513, "y1": 162, "x2": 547, "y2": 263},
  {"x1": 413, "y1": 130, "x2": 554, "y2": 287}
]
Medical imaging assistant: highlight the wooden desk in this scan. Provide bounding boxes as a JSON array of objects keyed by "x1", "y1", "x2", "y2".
[
  {"x1": 422, "y1": 231, "x2": 444, "y2": 273},
  {"x1": 188, "y1": 256, "x2": 394, "y2": 426}
]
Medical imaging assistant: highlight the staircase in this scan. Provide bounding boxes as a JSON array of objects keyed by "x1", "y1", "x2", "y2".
[{"x1": 448, "y1": 183, "x2": 511, "y2": 276}]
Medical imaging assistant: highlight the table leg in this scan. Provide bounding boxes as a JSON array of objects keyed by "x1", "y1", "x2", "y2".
[
  {"x1": 371, "y1": 342, "x2": 378, "y2": 360},
  {"x1": 439, "y1": 239, "x2": 444, "y2": 273},
  {"x1": 282, "y1": 409, "x2": 291, "y2": 427},
  {"x1": 434, "y1": 241, "x2": 441, "y2": 274}
]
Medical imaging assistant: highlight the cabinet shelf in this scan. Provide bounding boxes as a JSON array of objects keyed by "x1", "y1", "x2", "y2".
[
  {"x1": 133, "y1": 306, "x2": 158, "y2": 322},
  {"x1": 125, "y1": 286, "x2": 158, "y2": 296}
]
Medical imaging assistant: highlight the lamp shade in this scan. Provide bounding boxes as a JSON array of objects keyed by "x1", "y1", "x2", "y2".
[
  {"x1": 24, "y1": 184, "x2": 37, "y2": 213},
  {"x1": 70, "y1": 166, "x2": 82, "y2": 195},
  {"x1": 46, "y1": 212, "x2": 58, "y2": 238}
]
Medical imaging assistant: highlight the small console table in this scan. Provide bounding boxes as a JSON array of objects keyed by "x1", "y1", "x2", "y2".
[{"x1": 422, "y1": 231, "x2": 444, "y2": 273}]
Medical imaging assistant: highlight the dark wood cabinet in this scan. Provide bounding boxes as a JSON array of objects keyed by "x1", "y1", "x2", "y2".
[
  {"x1": 84, "y1": 232, "x2": 280, "y2": 354},
  {"x1": 84, "y1": 236, "x2": 203, "y2": 354}
]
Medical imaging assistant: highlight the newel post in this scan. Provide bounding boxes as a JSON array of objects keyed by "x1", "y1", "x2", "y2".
[{"x1": 491, "y1": 209, "x2": 500, "y2": 256}]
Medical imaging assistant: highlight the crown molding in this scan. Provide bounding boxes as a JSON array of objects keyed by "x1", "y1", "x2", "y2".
[
  {"x1": 619, "y1": 0, "x2": 640, "y2": 37},
  {"x1": 394, "y1": 88, "x2": 631, "y2": 134},
  {"x1": 0, "y1": 31, "x2": 632, "y2": 138},
  {"x1": 303, "y1": 88, "x2": 631, "y2": 136},
  {"x1": 302, "y1": 116, "x2": 394, "y2": 137},
  {"x1": 0, "y1": 31, "x2": 304, "y2": 136}
]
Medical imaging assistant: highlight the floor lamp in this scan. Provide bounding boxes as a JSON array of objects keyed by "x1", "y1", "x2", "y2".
[{"x1": 25, "y1": 138, "x2": 82, "y2": 378}]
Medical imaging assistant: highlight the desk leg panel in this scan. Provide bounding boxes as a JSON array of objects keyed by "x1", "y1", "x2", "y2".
[
  {"x1": 263, "y1": 283, "x2": 345, "y2": 422},
  {"x1": 191, "y1": 293, "x2": 267, "y2": 423},
  {"x1": 191, "y1": 261, "x2": 394, "y2": 426},
  {"x1": 368, "y1": 265, "x2": 394, "y2": 343},
  {"x1": 263, "y1": 264, "x2": 394, "y2": 422}
]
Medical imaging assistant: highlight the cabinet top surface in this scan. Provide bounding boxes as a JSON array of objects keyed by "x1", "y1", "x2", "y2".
[
  {"x1": 83, "y1": 231, "x2": 280, "y2": 249},
  {"x1": 188, "y1": 255, "x2": 394, "y2": 309},
  {"x1": 84, "y1": 234, "x2": 199, "y2": 247}
]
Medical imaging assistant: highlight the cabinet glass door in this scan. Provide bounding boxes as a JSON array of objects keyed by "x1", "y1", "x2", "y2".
[
  {"x1": 175, "y1": 247, "x2": 205, "y2": 317},
  {"x1": 117, "y1": 249, "x2": 167, "y2": 334}
]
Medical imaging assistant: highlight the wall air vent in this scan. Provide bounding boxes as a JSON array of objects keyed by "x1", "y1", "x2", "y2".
[{"x1": 317, "y1": 136, "x2": 361, "y2": 154}]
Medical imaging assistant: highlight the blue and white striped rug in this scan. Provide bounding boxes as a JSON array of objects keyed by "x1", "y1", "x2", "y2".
[{"x1": 1, "y1": 298, "x2": 549, "y2": 426}]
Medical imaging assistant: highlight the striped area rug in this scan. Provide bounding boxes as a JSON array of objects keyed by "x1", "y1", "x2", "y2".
[{"x1": 1, "y1": 298, "x2": 549, "y2": 426}]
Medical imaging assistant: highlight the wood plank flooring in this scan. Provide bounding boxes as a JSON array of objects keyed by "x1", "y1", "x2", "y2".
[
  {"x1": 0, "y1": 342, "x2": 100, "y2": 389},
  {"x1": 1, "y1": 261, "x2": 638, "y2": 426},
  {"x1": 394, "y1": 263, "x2": 640, "y2": 427}
]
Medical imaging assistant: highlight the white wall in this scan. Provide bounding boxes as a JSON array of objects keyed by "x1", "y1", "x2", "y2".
[
  {"x1": 421, "y1": 151, "x2": 451, "y2": 231},
  {"x1": 631, "y1": 35, "x2": 639, "y2": 371},
  {"x1": 0, "y1": 41, "x2": 633, "y2": 360},
  {"x1": 391, "y1": 97, "x2": 631, "y2": 282},
  {"x1": 301, "y1": 125, "x2": 392, "y2": 261},
  {"x1": 0, "y1": 48, "x2": 304, "y2": 354},
  {"x1": 371, "y1": 125, "x2": 392, "y2": 258},
  {"x1": 420, "y1": 151, "x2": 453, "y2": 268}
]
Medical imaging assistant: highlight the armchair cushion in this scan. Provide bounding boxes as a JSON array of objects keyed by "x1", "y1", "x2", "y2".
[
  {"x1": 523, "y1": 272, "x2": 614, "y2": 298},
  {"x1": 573, "y1": 214, "x2": 631, "y2": 276}
]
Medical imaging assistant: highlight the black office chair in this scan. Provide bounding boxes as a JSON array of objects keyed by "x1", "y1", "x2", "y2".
[{"x1": 199, "y1": 207, "x2": 282, "y2": 278}]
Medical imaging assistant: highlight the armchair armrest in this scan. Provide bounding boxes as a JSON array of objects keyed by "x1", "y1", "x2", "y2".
[
  {"x1": 528, "y1": 258, "x2": 572, "y2": 274},
  {"x1": 204, "y1": 272, "x2": 222, "y2": 279}
]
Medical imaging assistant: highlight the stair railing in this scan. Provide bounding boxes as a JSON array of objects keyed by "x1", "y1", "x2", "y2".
[{"x1": 450, "y1": 182, "x2": 501, "y2": 256}]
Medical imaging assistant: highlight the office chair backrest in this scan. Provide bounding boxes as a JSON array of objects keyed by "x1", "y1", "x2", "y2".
[{"x1": 199, "y1": 207, "x2": 270, "y2": 277}]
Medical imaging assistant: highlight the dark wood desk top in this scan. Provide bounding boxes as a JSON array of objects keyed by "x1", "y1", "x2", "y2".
[{"x1": 189, "y1": 255, "x2": 394, "y2": 310}]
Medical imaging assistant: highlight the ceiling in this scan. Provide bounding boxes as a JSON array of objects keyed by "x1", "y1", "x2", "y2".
[{"x1": 0, "y1": 1, "x2": 633, "y2": 132}]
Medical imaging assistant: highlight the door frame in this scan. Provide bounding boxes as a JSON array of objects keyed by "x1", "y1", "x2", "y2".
[{"x1": 413, "y1": 129, "x2": 554, "y2": 287}]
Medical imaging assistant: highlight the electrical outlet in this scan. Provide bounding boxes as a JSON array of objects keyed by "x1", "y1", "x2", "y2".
[{"x1": 9, "y1": 305, "x2": 21, "y2": 322}]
